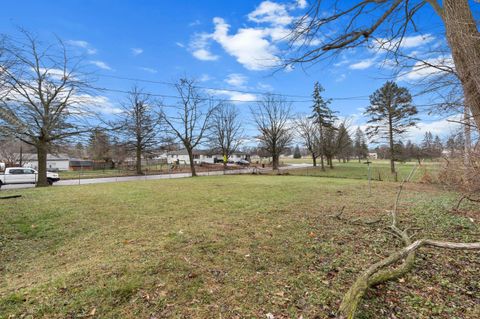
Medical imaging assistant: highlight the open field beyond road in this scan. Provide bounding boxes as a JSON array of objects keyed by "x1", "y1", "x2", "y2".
[
  {"x1": 277, "y1": 159, "x2": 440, "y2": 182},
  {"x1": 0, "y1": 175, "x2": 478, "y2": 318}
]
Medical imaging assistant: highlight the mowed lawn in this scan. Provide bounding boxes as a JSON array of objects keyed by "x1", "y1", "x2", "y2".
[
  {"x1": 279, "y1": 159, "x2": 440, "y2": 182},
  {"x1": 0, "y1": 175, "x2": 478, "y2": 318}
]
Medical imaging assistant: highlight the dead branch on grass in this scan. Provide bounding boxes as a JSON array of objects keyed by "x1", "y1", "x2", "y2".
[{"x1": 337, "y1": 166, "x2": 480, "y2": 319}]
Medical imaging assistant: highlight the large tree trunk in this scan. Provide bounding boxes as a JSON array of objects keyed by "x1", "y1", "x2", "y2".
[
  {"x1": 136, "y1": 145, "x2": 142, "y2": 175},
  {"x1": 187, "y1": 148, "x2": 197, "y2": 177},
  {"x1": 36, "y1": 141, "x2": 49, "y2": 187},
  {"x1": 272, "y1": 153, "x2": 280, "y2": 170},
  {"x1": 443, "y1": 0, "x2": 480, "y2": 130},
  {"x1": 312, "y1": 154, "x2": 317, "y2": 167}
]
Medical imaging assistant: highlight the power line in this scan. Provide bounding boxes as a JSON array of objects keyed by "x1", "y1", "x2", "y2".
[{"x1": 95, "y1": 73, "x2": 370, "y2": 101}]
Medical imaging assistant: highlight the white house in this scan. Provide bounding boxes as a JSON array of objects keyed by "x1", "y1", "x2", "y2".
[
  {"x1": 166, "y1": 149, "x2": 248, "y2": 165},
  {"x1": 368, "y1": 152, "x2": 378, "y2": 160},
  {"x1": 22, "y1": 153, "x2": 70, "y2": 171}
]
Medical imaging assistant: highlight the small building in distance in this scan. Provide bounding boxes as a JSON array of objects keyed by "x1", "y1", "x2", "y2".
[
  {"x1": 69, "y1": 159, "x2": 94, "y2": 171},
  {"x1": 165, "y1": 149, "x2": 248, "y2": 165},
  {"x1": 368, "y1": 152, "x2": 378, "y2": 160},
  {"x1": 21, "y1": 153, "x2": 71, "y2": 171},
  {"x1": 21, "y1": 153, "x2": 70, "y2": 171}
]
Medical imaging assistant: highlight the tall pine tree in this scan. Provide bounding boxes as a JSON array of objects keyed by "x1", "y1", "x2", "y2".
[
  {"x1": 364, "y1": 81, "x2": 418, "y2": 176},
  {"x1": 310, "y1": 82, "x2": 336, "y2": 170}
]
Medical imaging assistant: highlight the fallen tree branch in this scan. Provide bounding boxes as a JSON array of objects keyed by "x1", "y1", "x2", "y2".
[
  {"x1": 338, "y1": 239, "x2": 480, "y2": 319},
  {"x1": 337, "y1": 165, "x2": 480, "y2": 318},
  {"x1": 0, "y1": 195, "x2": 22, "y2": 200},
  {"x1": 454, "y1": 192, "x2": 480, "y2": 211}
]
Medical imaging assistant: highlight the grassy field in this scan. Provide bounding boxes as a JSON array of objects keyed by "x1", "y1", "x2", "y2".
[
  {"x1": 1, "y1": 175, "x2": 478, "y2": 318},
  {"x1": 278, "y1": 159, "x2": 440, "y2": 182}
]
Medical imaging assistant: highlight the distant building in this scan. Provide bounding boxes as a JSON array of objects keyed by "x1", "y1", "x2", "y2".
[
  {"x1": 368, "y1": 152, "x2": 378, "y2": 160},
  {"x1": 69, "y1": 159, "x2": 94, "y2": 171},
  {"x1": 21, "y1": 153, "x2": 70, "y2": 171},
  {"x1": 165, "y1": 149, "x2": 247, "y2": 165}
]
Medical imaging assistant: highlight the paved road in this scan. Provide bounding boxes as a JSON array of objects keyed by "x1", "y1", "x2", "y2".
[{"x1": 1, "y1": 164, "x2": 313, "y2": 191}]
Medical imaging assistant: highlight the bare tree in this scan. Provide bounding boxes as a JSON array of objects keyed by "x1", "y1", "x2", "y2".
[
  {"x1": 295, "y1": 116, "x2": 321, "y2": 166},
  {"x1": 287, "y1": 0, "x2": 480, "y2": 130},
  {"x1": 0, "y1": 138, "x2": 25, "y2": 166},
  {"x1": 251, "y1": 94, "x2": 293, "y2": 170},
  {"x1": 159, "y1": 78, "x2": 217, "y2": 177},
  {"x1": 117, "y1": 86, "x2": 159, "y2": 174},
  {"x1": 209, "y1": 103, "x2": 244, "y2": 167},
  {"x1": 0, "y1": 31, "x2": 96, "y2": 186}
]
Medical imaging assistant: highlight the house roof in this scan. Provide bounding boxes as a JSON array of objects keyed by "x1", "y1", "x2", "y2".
[
  {"x1": 17, "y1": 153, "x2": 70, "y2": 161},
  {"x1": 167, "y1": 149, "x2": 211, "y2": 156},
  {"x1": 166, "y1": 149, "x2": 246, "y2": 156}
]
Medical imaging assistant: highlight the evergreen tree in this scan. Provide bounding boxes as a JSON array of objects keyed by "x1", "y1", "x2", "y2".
[
  {"x1": 293, "y1": 144, "x2": 302, "y2": 159},
  {"x1": 364, "y1": 81, "x2": 418, "y2": 176},
  {"x1": 310, "y1": 82, "x2": 336, "y2": 170},
  {"x1": 353, "y1": 127, "x2": 368, "y2": 162},
  {"x1": 421, "y1": 131, "x2": 434, "y2": 159},
  {"x1": 88, "y1": 130, "x2": 111, "y2": 161},
  {"x1": 336, "y1": 123, "x2": 353, "y2": 163},
  {"x1": 433, "y1": 135, "x2": 443, "y2": 158}
]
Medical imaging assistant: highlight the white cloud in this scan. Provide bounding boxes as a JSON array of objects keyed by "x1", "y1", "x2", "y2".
[
  {"x1": 257, "y1": 82, "x2": 273, "y2": 91},
  {"x1": 349, "y1": 59, "x2": 375, "y2": 70},
  {"x1": 210, "y1": 17, "x2": 280, "y2": 70},
  {"x1": 399, "y1": 55, "x2": 454, "y2": 81},
  {"x1": 406, "y1": 115, "x2": 461, "y2": 139},
  {"x1": 139, "y1": 67, "x2": 157, "y2": 74},
  {"x1": 66, "y1": 40, "x2": 97, "y2": 55},
  {"x1": 335, "y1": 73, "x2": 346, "y2": 82},
  {"x1": 190, "y1": 33, "x2": 219, "y2": 61},
  {"x1": 66, "y1": 40, "x2": 89, "y2": 48},
  {"x1": 189, "y1": 19, "x2": 201, "y2": 27},
  {"x1": 198, "y1": 74, "x2": 213, "y2": 82},
  {"x1": 74, "y1": 94, "x2": 122, "y2": 114},
  {"x1": 193, "y1": 48, "x2": 219, "y2": 61},
  {"x1": 225, "y1": 73, "x2": 248, "y2": 88},
  {"x1": 188, "y1": 1, "x2": 308, "y2": 71},
  {"x1": 37, "y1": 68, "x2": 67, "y2": 81},
  {"x1": 248, "y1": 1, "x2": 293, "y2": 26},
  {"x1": 372, "y1": 34, "x2": 435, "y2": 51},
  {"x1": 176, "y1": 42, "x2": 185, "y2": 48},
  {"x1": 296, "y1": 0, "x2": 308, "y2": 9},
  {"x1": 89, "y1": 60, "x2": 112, "y2": 70},
  {"x1": 131, "y1": 48, "x2": 143, "y2": 56},
  {"x1": 207, "y1": 89, "x2": 257, "y2": 103}
]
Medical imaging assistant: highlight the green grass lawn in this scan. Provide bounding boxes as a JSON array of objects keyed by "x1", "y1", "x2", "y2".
[
  {"x1": 279, "y1": 159, "x2": 440, "y2": 182},
  {"x1": 0, "y1": 175, "x2": 478, "y2": 318}
]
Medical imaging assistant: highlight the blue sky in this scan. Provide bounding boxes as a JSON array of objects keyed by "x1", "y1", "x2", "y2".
[{"x1": 0, "y1": 0, "x2": 462, "y2": 143}]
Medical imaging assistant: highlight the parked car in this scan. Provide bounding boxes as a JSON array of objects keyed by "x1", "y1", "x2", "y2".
[
  {"x1": 0, "y1": 167, "x2": 60, "y2": 188},
  {"x1": 236, "y1": 159, "x2": 250, "y2": 166}
]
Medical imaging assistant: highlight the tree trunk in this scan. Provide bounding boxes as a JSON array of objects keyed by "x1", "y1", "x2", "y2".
[
  {"x1": 388, "y1": 114, "x2": 396, "y2": 175},
  {"x1": 443, "y1": 0, "x2": 480, "y2": 130},
  {"x1": 312, "y1": 155, "x2": 317, "y2": 167},
  {"x1": 187, "y1": 148, "x2": 197, "y2": 177},
  {"x1": 319, "y1": 125, "x2": 326, "y2": 171},
  {"x1": 464, "y1": 106, "x2": 471, "y2": 165},
  {"x1": 272, "y1": 153, "x2": 279, "y2": 170},
  {"x1": 136, "y1": 145, "x2": 142, "y2": 175},
  {"x1": 36, "y1": 141, "x2": 49, "y2": 187}
]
